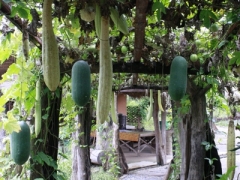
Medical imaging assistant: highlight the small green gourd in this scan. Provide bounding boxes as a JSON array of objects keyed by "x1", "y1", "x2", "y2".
[
  {"x1": 168, "y1": 56, "x2": 188, "y2": 101},
  {"x1": 10, "y1": 121, "x2": 30, "y2": 165},
  {"x1": 71, "y1": 60, "x2": 91, "y2": 107},
  {"x1": 35, "y1": 80, "x2": 41, "y2": 137},
  {"x1": 146, "y1": 89, "x2": 153, "y2": 121}
]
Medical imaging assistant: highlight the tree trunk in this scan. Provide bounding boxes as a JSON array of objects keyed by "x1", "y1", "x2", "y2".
[
  {"x1": 71, "y1": 102, "x2": 92, "y2": 180},
  {"x1": 153, "y1": 93, "x2": 166, "y2": 165},
  {"x1": 204, "y1": 123, "x2": 222, "y2": 179},
  {"x1": 30, "y1": 86, "x2": 62, "y2": 180},
  {"x1": 178, "y1": 89, "x2": 206, "y2": 180},
  {"x1": 178, "y1": 79, "x2": 222, "y2": 180},
  {"x1": 179, "y1": 114, "x2": 191, "y2": 180},
  {"x1": 188, "y1": 89, "x2": 207, "y2": 180}
]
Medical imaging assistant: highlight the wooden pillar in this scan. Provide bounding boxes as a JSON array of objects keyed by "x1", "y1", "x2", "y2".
[
  {"x1": 153, "y1": 92, "x2": 166, "y2": 165},
  {"x1": 117, "y1": 93, "x2": 127, "y2": 115},
  {"x1": 161, "y1": 92, "x2": 167, "y2": 154}
]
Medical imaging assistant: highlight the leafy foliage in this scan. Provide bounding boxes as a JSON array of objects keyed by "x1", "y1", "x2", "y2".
[{"x1": 0, "y1": 0, "x2": 239, "y2": 179}]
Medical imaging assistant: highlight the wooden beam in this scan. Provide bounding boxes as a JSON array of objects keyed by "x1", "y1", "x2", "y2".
[{"x1": 88, "y1": 61, "x2": 209, "y2": 75}]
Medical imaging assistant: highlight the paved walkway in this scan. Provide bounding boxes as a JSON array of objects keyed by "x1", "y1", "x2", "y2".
[{"x1": 120, "y1": 123, "x2": 240, "y2": 180}]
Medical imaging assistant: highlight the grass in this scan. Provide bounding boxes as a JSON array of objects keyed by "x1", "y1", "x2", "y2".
[{"x1": 92, "y1": 168, "x2": 117, "y2": 180}]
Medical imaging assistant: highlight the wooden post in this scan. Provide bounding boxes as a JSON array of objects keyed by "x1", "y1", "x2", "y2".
[
  {"x1": 153, "y1": 92, "x2": 166, "y2": 165},
  {"x1": 161, "y1": 92, "x2": 167, "y2": 154}
]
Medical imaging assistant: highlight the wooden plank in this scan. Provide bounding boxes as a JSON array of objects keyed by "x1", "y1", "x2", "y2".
[{"x1": 119, "y1": 132, "x2": 139, "y2": 142}]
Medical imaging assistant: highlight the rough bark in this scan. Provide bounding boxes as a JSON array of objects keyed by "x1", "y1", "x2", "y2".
[
  {"x1": 178, "y1": 78, "x2": 222, "y2": 180},
  {"x1": 30, "y1": 86, "x2": 62, "y2": 180},
  {"x1": 178, "y1": 114, "x2": 191, "y2": 180},
  {"x1": 153, "y1": 93, "x2": 166, "y2": 165},
  {"x1": 71, "y1": 102, "x2": 92, "y2": 180},
  {"x1": 204, "y1": 123, "x2": 222, "y2": 179},
  {"x1": 134, "y1": 0, "x2": 148, "y2": 62}
]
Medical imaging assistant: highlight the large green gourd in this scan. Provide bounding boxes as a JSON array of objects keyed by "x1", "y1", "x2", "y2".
[
  {"x1": 71, "y1": 60, "x2": 91, "y2": 107},
  {"x1": 10, "y1": 121, "x2": 30, "y2": 165},
  {"x1": 96, "y1": 16, "x2": 112, "y2": 124},
  {"x1": 168, "y1": 56, "x2": 188, "y2": 101},
  {"x1": 42, "y1": 0, "x2": 60, "y2": 91}
]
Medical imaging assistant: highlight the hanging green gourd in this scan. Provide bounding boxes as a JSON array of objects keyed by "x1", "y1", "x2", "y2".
[
  {"x1": 71, "y1": 60, "x2": 91, "y2": 107},
  {"x1": 168, "y1": 56, "x2": 188, "y2": 101},
  {"x1": 10, "y1": 121, "x2": 30, "y2": 165},
  {"x1": 35, "y1": 80, "x2": 41, "y2": 137},
  {"x1": 94, "y1": 4, "x2": 101, "y2": 38},
  {"x1": 158, "y1": 90, "x2": 164, "y2": 112},
  {"x1": 146, "y1": 89, "x2": 153, "y2": 121},
  {"x1": 110, "y1": 7, "x2": 129, "y2": 35},
  {"x1": 96, "y1": 15, "x2": 113, "y2": 124},
  {"x1": 42, "y1": 0, "x2": 60, "y2": 91},
  {"x1": 110, "y1": 91, "x2": 117, "y2": 123}
]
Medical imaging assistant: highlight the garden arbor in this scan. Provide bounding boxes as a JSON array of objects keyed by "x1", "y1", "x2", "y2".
[{"x1": 0, "y1": 0, "x2": 239, "y2": 179}]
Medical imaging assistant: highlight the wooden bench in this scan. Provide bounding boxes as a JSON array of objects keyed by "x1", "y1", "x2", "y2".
[{"x1": 91, "y1": 130, "x2": 156, "y2": 156}]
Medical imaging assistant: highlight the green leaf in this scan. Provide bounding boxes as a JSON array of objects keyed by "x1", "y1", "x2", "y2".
[
  {"x1": 10, "y1": 3, "x2": 32, "y2": 20},
  {"x1": 17, "y1": 7, "x2": 28, "y2": 19},
  {"x1": 229, "y1": 51, "x2": 240, "y2": 66},
  {"x1": 0, "y1": 63, "x2": 21, "y2": 83},
  {"x1": 218, "y1": 40, "x2": 228, "y2": 49},
  {"x1": 199, "y1": 9, "x2": 218, "y2": 28},
  {"x1": 37, "y1": 152, "x2": 51, "y2": 166},
  {"x1": 210, "y1": 38, "x2": 218, "y2": 49},
  {"x1": 152, "y1": 1, "x2": 166, "y2": 22},
  {"x1": 3, "y1": 112, "x2": 21, "y2": 134},
  {"x1": 206, "y1": 76, "x2": 218, "y2": 85},
  {"x1": 219, "y1": 166, "x2": 236, "y2": 180},
  {"x1": 201, "y1": 141, "x2": 209, "y2": 146},
  {"x1": 42, "y1": 113, "x2": 49, "y2": 120},
  {"x1": 10, "y1": 6, "x2": 18, "y2": 17},
  {"x1": 58, "y1": 152, "x2": 68, "y2": 159}
]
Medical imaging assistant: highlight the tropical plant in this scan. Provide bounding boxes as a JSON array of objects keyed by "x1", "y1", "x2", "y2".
[{"x1": 0, "y1": 0, "x2": 239, "y2": 179}]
